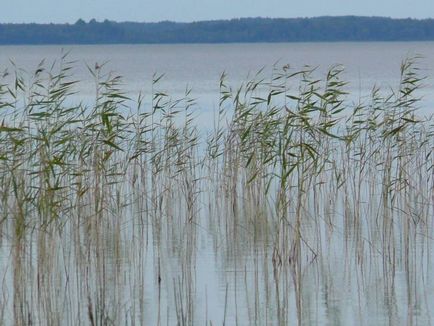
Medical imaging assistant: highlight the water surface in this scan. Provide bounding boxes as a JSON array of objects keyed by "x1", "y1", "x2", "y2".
[{"x1": 0, "y1": 42, "x2": 433, "y2": 325}]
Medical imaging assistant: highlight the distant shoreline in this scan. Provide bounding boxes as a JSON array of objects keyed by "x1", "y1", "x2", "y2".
[
  {"x1": 2, "y1": 40, "x2": 434, "y2": 48},
  {"x1": 2, "y1": 16, "x2": 434, "y2": 45}
]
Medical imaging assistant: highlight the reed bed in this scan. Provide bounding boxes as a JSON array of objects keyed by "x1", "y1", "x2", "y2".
[{"x1": 0, "y1": 55, "x2": 432, "y2": 325}]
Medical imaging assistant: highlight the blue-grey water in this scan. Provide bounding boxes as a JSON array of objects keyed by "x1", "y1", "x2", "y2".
[
  {"x1": 0, "y1": 42, "x2": 433, "y2": 325},
  {"x1": 1, "y1": 42, "x2": 434, "y2": 110}
]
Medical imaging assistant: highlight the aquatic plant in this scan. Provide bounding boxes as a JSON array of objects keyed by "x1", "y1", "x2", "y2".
[{"x1": 0, "y1": 56, "x2": 432, "y2": 325}]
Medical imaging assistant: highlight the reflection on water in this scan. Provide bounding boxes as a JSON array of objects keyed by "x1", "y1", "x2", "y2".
[{"x1": 0, "y1": 169, "x2": 432, "y2": 325}]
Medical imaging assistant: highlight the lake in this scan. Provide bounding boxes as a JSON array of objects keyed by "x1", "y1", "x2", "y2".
[
  {"x1": 1, "y1": 42, "x2": 434, "y2": 110},
  {"x1": 0, "y1": 42, "x2": 433, "y2": 325}
]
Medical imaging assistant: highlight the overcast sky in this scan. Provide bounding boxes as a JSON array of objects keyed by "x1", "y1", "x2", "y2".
[{"x1": 3, "y1": 0, "x2": 433, "y2": 23}]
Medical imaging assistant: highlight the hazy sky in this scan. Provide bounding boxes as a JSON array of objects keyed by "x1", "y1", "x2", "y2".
[{"x1": 3, "y1": 0, "x2": 433, "y2": 23}]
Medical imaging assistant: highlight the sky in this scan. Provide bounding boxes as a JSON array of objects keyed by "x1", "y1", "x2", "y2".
[{"x1": 2, "y1": 0, "x2": 433, "y2": 23}]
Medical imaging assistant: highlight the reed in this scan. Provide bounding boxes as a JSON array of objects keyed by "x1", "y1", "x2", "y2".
[{"x1": 0, "y1": 56, "x2": 432, "y2": 325}]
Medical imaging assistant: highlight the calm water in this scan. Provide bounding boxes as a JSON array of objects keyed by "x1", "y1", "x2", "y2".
[
  {"x1": 1, "y1": 42, "x2": 434, "y2": 112},
  {"x1": 0, "y1": 42, "x2": 433, "y2": 325}
]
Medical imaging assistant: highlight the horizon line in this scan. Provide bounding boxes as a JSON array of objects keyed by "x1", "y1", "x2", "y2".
[{"x1": 2, "y1": 15, "x2": 434, "y2": 25}]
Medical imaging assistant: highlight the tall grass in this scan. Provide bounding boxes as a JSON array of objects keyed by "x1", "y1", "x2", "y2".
[{"x1": 0, "y1": 56, "x2": 432, "y2": 325}]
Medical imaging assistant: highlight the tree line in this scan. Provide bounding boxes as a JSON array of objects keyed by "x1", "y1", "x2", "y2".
[{"x1": 1, "y1": 16, "x2": 434, "y2": 44}]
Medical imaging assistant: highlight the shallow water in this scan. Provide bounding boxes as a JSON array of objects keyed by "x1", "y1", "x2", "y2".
[
  {"x1": 1, "y1": 176, "x2": 432, "y2": 325},
  {"x1": 0, "y1": 42, "x2": 433, "y2": 325}
]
